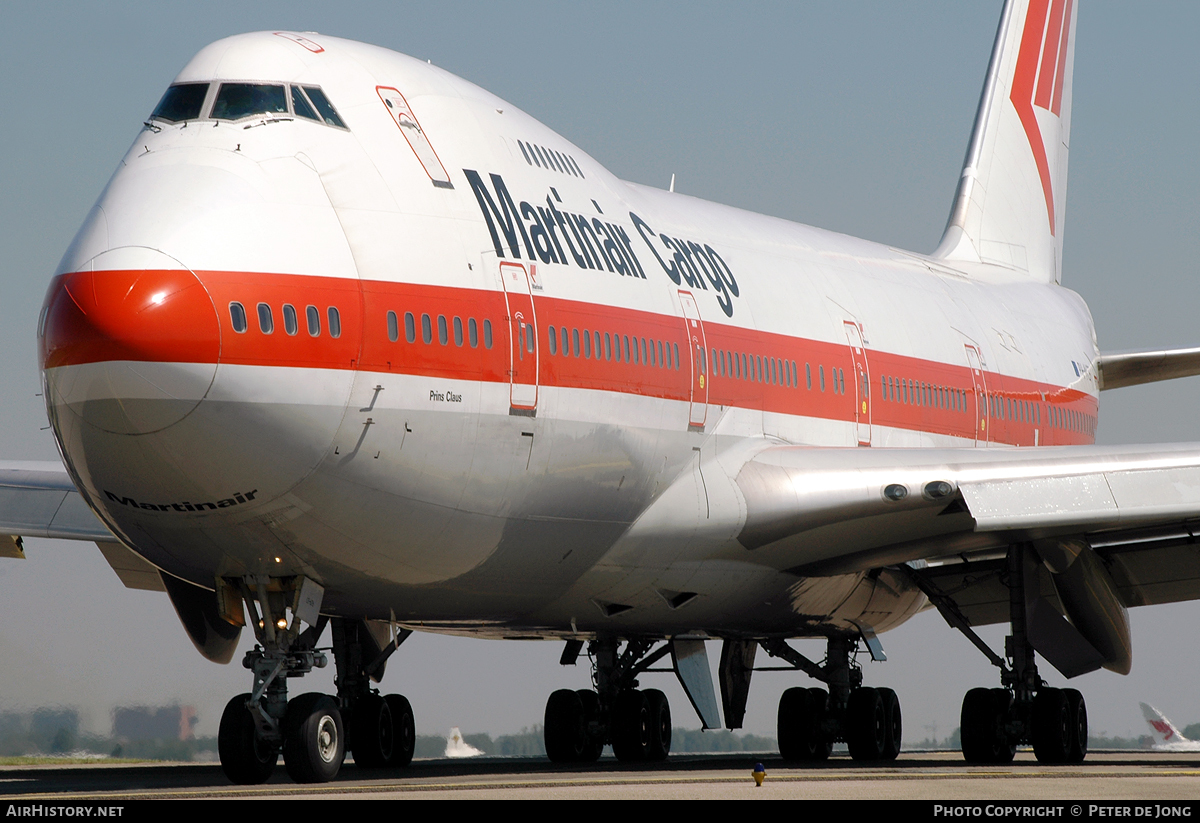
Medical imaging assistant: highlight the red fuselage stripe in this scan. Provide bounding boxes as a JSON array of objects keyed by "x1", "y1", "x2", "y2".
[{"x1": 43, "y1": 269, "x2": 1099, "y2": 446}]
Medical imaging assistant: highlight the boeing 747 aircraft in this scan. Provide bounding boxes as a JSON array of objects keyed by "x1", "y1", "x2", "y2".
[{"x1": 8, "y1": 0, "x2": 1200, "y2": 782}]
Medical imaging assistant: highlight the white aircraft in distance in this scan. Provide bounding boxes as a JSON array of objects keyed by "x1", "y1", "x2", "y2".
[
  {"x1": 445, "y1": 727, "x2": 483, "y2": 759},
  {"x1": 10, "y1": 0, "x2": 1200, "y2": 784},
  {"x1": 1139, "y1": 704, "x2": 1200, "y2": 752}
]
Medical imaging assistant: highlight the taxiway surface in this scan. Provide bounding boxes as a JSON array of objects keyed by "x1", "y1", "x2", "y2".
[{"x1": 3, "y1": 751, "x2": 1199, "y2": 800}]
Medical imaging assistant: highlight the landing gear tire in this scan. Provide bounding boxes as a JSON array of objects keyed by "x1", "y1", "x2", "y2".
[
  {"x1": 611, "y1": 689, "x2": 652, "y2": 762},
  {"x1": 576, "y1": 690, "x2": 604, "y2": 762},
  {"x1": 545, "y1": 689, "x2": 589, "y2": 763},
  {"x1": 1064, "y1": 689, "x2": 1088, "y2": 764},
  {"x1": 644, "y1": 688, "x2": 671, "y2": 761},
  {"x1": 349, "y1": 693, "x2": 393, "y2": 768},
  {"x1": 1027, "y1": 686, "x2": 1075, "y2": 763},
  {"x1": 384, "y1": 694, "x2": 416, "y2": 767},
  {"x1": 961, "y1": 687, "x2": 1015, "y2": 764},
  {"x1": 218, "y1": 693, "x2": 277, "y2": 784},
  {"x1": 282, "y1": 693, "x2": 345, "y2": 783},
  {"x1": 847, "y1": 687, "x2": 888, "y2": 761},
  {"x1": 878, "y1": 687, "x2": 902, "y2": 761},
  {"x1": 777, "y1": 687, "x2": 830, "y2": 761}
]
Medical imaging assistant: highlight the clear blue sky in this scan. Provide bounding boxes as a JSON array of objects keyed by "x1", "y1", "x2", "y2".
[{"x1": 1, "y1": 2, "x2": 1198, "y2": 743}]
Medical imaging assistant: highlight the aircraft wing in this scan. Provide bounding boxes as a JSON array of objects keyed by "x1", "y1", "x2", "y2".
[
  {"x1": 0, "y1": 461, "x2": 113, "y2": 544},
  {"x1": 735, "y1": 443, "x2": 1200, "y2": 637},
  {"x1": 0, "y1": 461, "x2": 165, "y2": 591}
]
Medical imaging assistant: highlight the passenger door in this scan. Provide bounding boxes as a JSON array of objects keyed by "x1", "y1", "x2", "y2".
[
  {"x1": 844, "y1": 321, "x2": 871, "y2": 446},
  {"x1": 678, "y1": 291, "x2": 708, "y2": 430},
  {"x1": 499, "y1": 262, "x2": 538, "y2": 414}
]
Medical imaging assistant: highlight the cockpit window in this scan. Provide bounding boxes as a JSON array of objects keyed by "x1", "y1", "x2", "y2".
[
  {"x1": 291, "y1": 86, "x2": 320, "y2": 121},
  {"x1": 150, "y1": 83, "x2": 209, "y2": 123},
  {"x1": 302, "y1": 86, "x2": 346, "y2": 128},
  {"x1": 211, "y1": 83, "x2": 288, "y2": 121}
]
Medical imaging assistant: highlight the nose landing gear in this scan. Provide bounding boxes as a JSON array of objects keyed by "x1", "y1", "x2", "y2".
[{"x1": 214, "y1": 576, "x2": 417, "y2": 784}]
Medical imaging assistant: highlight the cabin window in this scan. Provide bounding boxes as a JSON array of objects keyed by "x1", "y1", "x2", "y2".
[
  {"x1": 584, "y1": 329, "x2": 592, "y2": 359},
  {"x1": 405, "y1": 312, "x2": 416, "y2": 343},
  {"x1": 483, "y1": 319, "x2": 493, "y2": 348},
  {"x1": 306, "y1": 305, "x2": 320, "y2": 336},
  {"x1": 257, "y1": 303, "x2": 273, "y2": 334},
  {"x1": 284, "y1": 304, "x2": 298, "y2": 336},
  {"x1": 229, "y1": 302, "x2": 247, "y2": 333},
  {"x1": 387, "y1": 311, "x2": 399, "y2": 342},
  {"x1": 421, "y1": 313, "x2": 432, "y2": 344},
  {"x1": 327, "y1": 307, "x2": 341, "y2": 338},
  {"x1": 572, "y1": 328, "x2": 580, "y2": 358},
  {"x1": 438, "y1": 315, "x2": 448, "y2": 345},
  {"x1": 548, "y1": 326, "x2": 558, "y2": 355},
  {"x1": 469, "y1": 318, "x2": 479, "y2": 347}
]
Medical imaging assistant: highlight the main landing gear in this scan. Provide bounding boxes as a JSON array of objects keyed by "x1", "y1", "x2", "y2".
[
  {"x1": 907, "y1": 545, "x2": 1089, "y2": 764},
  {"x1": 215, "y1": 576, "x2": 417, "y2": 784},
  {"x1": 764, "y1": 635, "x2": 902, "y2": 762},
  {"x1": 544, "y1": 639, "x2": 673, "y2": 763},
  {"x1": 543, "y1": 633, "x2": 902, "y2": 765}
]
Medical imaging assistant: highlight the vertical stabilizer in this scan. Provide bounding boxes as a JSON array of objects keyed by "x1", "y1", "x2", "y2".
[
  {"x1": 1140, "y1": 702, "x2": 1189, "y2": 748},
  {"x1": 934, "y1": 0, "x2": 1076, "y2": 283}
]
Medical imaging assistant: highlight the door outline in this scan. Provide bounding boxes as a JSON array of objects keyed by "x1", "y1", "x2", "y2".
[
  {"x1": 843, "y1": 321, "x2": 871, "y2": 446},
  {"x1": 500, "y1": 261, "x2": 538, "y2": 414},
  {"x1": 678, "y1": 291, "x2": 708, "y2": 429},
  {"x1": 965, "y1": 344, "x2": 989, "y2": 446},
  {"x1": 376, "y1": 86, "x2": 454, "y2": 189}
]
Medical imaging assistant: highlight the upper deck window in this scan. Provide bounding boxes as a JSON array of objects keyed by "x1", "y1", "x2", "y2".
[
  {"x1": 212, "y1": 83, "x2": 287, "y2": 121},
  {"x1": 150, "y1": 83, "x2": 209, "y2": 123}
]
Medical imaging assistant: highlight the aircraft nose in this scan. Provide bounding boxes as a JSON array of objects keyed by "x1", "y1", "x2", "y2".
[{"x1": 40, "y1": 248, "x2": 220, "y2": 435}]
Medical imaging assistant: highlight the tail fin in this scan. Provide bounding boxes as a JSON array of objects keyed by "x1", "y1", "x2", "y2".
[
  {"x1": 934, "y1": 0, "x2": 1077, "y2": 283},
  {"x1": 1140, "y1": 702, "x2": 1188, "y2": 746}
]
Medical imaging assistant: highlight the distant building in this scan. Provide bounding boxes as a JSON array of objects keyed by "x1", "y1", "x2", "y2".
[{"x1": 112, "y1": 706, "x2": 197, "y2": 741}]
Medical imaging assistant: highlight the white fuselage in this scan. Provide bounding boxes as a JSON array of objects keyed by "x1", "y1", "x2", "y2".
[{"x1": 39, "y1": 32, "x2": 1100, "y2": 640}]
